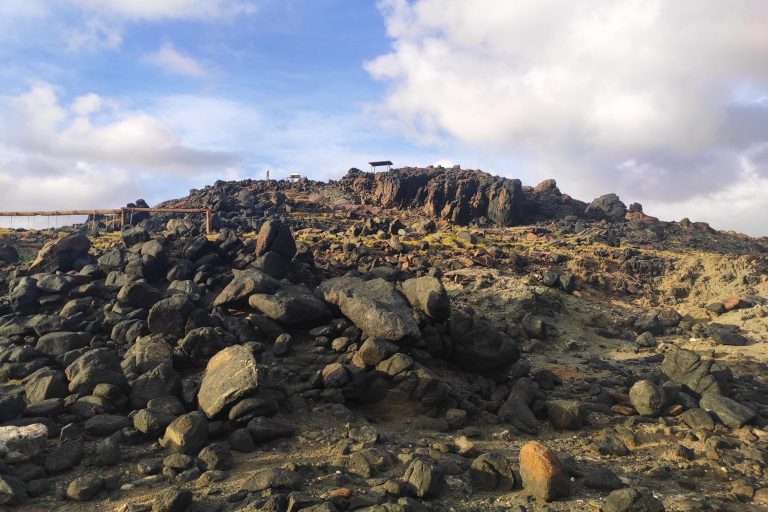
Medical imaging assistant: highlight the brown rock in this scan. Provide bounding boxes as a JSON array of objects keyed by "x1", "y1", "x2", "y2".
[
  {"x1": 519, "y1": 441, "x2": 570, "y2": 502},
  {"x1": 722, "y1": 297, "x2": 745, "y2": 311},
  {"x1": 611, "y1": 405, "x2": 636, "y2": 416}
]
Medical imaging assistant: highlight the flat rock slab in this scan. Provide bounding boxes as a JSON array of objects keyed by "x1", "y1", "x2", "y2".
[
  {"x1": 213, "y1": 269, "x2": 279, "y2": 307},
  {"x1": 248, "y1": 284, "x2": 331, "y2": 325},
  {"x1": 699, "y1": 393, "x2": 755, "y2": 428}
]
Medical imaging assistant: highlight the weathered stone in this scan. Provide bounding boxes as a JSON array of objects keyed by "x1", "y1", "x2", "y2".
[
  {"x1": 498, "y1": 398, "x2": 539, "y2": 435},
  {"x1": 198, "y1": 345, "x2": 260, "y2": 418},
  {"x1": 603, "y1": 488, "x2": 665, "y2": 512},
  {"x1": 699, "y1": 393, "x2": 755, "y2": 428},
  {"x1": 213, "y1": 269, "x2": 279, "y2": 307},
  {"x1": 707, "y1": 323, "x2": 749, "y2": 346},
  {"x1": 519, "y1": 441, "x2": 570, "y2": 502},
  {"x1": 629, "y1": 380, "x2": 664, "y2": 417},
  {"x1": 447, "y1": 309, "x2": 520, "y2": 372},
  {"x1": 248, "y1": 284, "x2": 331, "y2": 325},
  {"x1": 29, "y1": 232, "x2": 90, "y2": 274},
  {"x1": 255, "y1": 219, "x2": 297, "y2": 260},
  {"x1": 585, "y1": 193, "x2": 627, "y2": 221},
  {"x1": 147, "y1": 295, "x2": 194, "y2": 338},
  {"x1": 547, "y1": 400, "x2": 584, "y2": 430},
  {"x1": 198, "y1": 442, "x2": 234, "y2": 471},
  {"x1": 44, "y1": 441, "x2": 84, "y2": 473},
  {"x1": 66, "y1": 474, "x2": 102, "y2": 501},
  {"x1": 161, "y1": 412, "x2": 208, "y2": 455},
  {"x1": 583, "y1": 468, "x2": 624, "y2": 491},
  {"x1": 661, "y1": 349, "x2": 726, "y2": 397},
  {"x1": 0, "y1": 424, "x2": 48, "y2": 459},
  {"x1": 318, "y1": 277, "x2": 420, "y2": 344},
  {"x1": 403, "y1": 458, "x2": 444, "y2": 498},
  {"x1": 469, "y1": 452, "x2": 516, "y2": 491},
  {"x1": 401, "y1": 276, "x2": 451, "y2": 322},
  {"x1": 153, "y1": 488, "x2": 193, "y2": 512},
  {"x1": 247, "y1": 417, "x2": 295, "y2": 443},
  {"x1": 241, "y1": 467, "x2": 302, "y2": 492},
  {"x1": 117, "y1": 281, "x2": 161, "y2": 309},
  {"x1": 679, "y1": 408, "x2": 715, "y2": 430},
  {"x1": 65, "y1": 348, "x2": 127, "y2": 394},
  {"x1": 35, "y1": 331, "x2": 91, "y2": 357}
]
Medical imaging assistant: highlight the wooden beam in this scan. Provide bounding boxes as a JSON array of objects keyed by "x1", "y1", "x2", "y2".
[
  {"x1": 0, "y1": 210, "x2": 121, "y2": 216},
  {"x1": 0, "y1": 207, "x2": 216, "y2": 234}
]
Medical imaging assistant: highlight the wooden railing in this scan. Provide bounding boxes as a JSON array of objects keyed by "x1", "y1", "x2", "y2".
[{"x1": 0, "y1": 207, "x2": 215, "y2": 234}]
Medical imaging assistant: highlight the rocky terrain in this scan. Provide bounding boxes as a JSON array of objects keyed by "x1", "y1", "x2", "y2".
[{"x1": 0, "y1": 166, "x2": 767, "y2": 512}]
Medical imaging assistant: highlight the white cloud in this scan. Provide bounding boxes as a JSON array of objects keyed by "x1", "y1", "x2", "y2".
[
  {"x1": 64, "y1": 18, "x2": 122, "y2": 51},
  {"x1": 0, "y1": 83, "x2": 241, "y2": 216},
  {"x1": 0, "y1": 162, "x2": 139, "y2": 213},
  {"x1": 367, "y1": 0, "x2": 768, "y2": 234},
  {"x1": 2, "y1": 83, "x2": 235, "y2": 171},
  {"x1": 69, "y1": 0, "x2": 257, "y2": 20},
  {"x1": 143, "y1": 43, "x2": 208, "y2": 78}
]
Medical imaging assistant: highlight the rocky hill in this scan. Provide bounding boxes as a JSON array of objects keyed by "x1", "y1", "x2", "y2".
[{"x1": 0, "y1": 166, "x2": 767, "y2": 512}]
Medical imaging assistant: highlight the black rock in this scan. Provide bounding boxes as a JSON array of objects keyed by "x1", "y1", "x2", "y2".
[
  {"x1": 153, "y1": 488, "x2": 193, "y2": 512},
  {"x1": 583, "y1": 468, "x2": 624, "y2": 491},
  {"x1": 44, "y1": 441, "x2": 84, "y2": 473},
  {"x1": 469, "y1": 452, "x2": 516, "y2": 491},
  {"x1": 66, "y1": 474, "x2": 103, "y2": 501},
  {"x1": 198, "y1": 442, "x2": 234, "y2": 471},
  {"x1": 603, "y1": 488, "x2": 665, "y2": 512}
]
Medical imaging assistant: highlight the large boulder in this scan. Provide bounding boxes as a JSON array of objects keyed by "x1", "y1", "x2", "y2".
[
  {"x1": 469, "y1": 452, "x2": 517, "y2": 491},
  {"x1": 161, "y1": 412, "x2": 208, "y2": 455},
  {"x1": 585, "y1": 193, "x2": 627, "y2": 222},
  {"x1": 706, "y1": 323, "x2": 749, "y2": 346},
  {"x1": 147, "y1": 295, "x2": 194, "y2": 338},
  {"x1": 629, "y1": 380, "x2": 664, "y2": 417},
  {"x1": 661, "y1": 349, "x2": 727, "y2": 397},
  {"x1": 28, "y1": 232, "x2": 91, "y2": 274},
  {"x1": 318, "y1": 277, "x2": 420, "y2": 344},
  {"x1": 36, "y1": 332, "x2": 91, "y2": 357},
  {"x1": 253, "y1": 220, "x2": 297, "y2": 279},
  {"x1": 603, "y1": 488, "x2": 665, "y2": 512},
  {"x1": 117, "y1": 281, "x2": 162, "y2": 310},
  {"x1": 519, "y1": 441, "x2": 570, "y2": 502},
  {"x1": 255, "y1": 219, "x2": 297, "y2": 260},
  {"x1": 248, "y1": 284, "x2": 331, "y2": 325},
  {"x1": 65, "y1": 348, "x2": 127, "y2": 394},
  {"x1": 198, "y1": 346, "x2": 261, "y2": 418},
  {"x1": 401, "y1": 276, "x2": 451, "y2": 322},
  {"x1": 0, "y1": 243, "x2": 19, "y2": 265},
  {"x1": 447, "y1": 309, "x2": 520, "y2": 372},
  {"x1": 403, "y1": 458, "x2": 444, "y2": 499},
  {"x1": 213, "y1": 269, "x2": 279, "y2": 308},
  {"x1": 699, "y1": 393, "x2": 755, "y2": 428}
]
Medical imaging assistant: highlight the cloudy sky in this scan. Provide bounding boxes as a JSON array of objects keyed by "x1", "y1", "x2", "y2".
[{"x1": 0, "y1": 1, "x2": 766, "y2": 235}]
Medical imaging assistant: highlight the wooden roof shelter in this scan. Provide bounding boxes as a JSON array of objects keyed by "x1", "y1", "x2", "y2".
[{"x1": 369, "y1": 160, "x2": 393, "y2": 172}]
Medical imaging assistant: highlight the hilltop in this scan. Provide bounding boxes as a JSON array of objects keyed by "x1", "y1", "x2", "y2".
[{"x1": 0, "y1": 167, "x2": 767, "y2": 511}]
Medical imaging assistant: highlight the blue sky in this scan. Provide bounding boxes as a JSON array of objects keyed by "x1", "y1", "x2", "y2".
[{"x1": 0, "y1": 1, "x2": 767, "y2": 234}]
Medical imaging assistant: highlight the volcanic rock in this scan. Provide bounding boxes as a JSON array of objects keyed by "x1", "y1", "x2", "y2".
[
  {"x1": 198, "y1": 345, "x2": 260, "y2": 418},
  {"x1": 28, "y1": 232, "x2": 91, "y2": 274},
  {"x1": 318, "y1": 277, "x2": 420, "y2": 344}
]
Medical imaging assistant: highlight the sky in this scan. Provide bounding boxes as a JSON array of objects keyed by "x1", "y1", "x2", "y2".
[{"x1": 0, "y1": 1, "x2": 767, "y2": 235}]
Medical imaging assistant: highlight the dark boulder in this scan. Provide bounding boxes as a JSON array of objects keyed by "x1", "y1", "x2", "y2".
[
  {"x1": 318, "y1": 277, "x2": 420, "y2": 344},
  {"x1": 28, "y1": 232, "x2": 91, "y2": 274}
]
